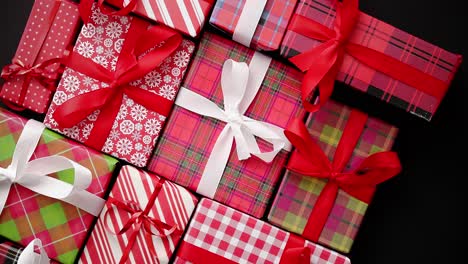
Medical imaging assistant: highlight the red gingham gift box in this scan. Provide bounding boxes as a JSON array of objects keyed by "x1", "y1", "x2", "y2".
[
  {"x1": 174, "y1": 198, "x2": 351, "y2": 264},
  {"x1": 148, "y1": 32, "x2": 307, "y2": 218},
  {"x1": 281, "y1": 0, "x2": 462, "y2": 121}
]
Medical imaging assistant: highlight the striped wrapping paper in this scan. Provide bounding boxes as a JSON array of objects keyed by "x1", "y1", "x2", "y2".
[
  {"x1": 0, "y1": 241, "x2": 59, "y2": 264},
  {"x1": 105, "y1": 0, "x2": 214, "y2": 37},
  {"x1": 0, "y1": 108, "x2": 118, "y2": 264},
  {"x1": 80, "y1": 165, "x2": 198, "y2": 264},
  {"x1": 281, "y1": 0, "x2": 462, "y2": 121},
  {"x1": 174, "y1": 198, "x2": 350, "y2": 264},
  {"x1": 268, "y1": 100, "x2": 398, "y2": 253},
  {"x1": 148, "y1": 32, "x2": 307, "y2": 218},
  {"x1": 209, "y1": 0, "x2": 297, "y2": 51}
]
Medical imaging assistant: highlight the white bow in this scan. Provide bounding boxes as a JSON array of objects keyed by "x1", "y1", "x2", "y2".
[
  {"x1": 175, "y1": 52, "x2": 291, "y2": 198},
  {"x1": 0, "y1": 119, "x2": 105, "y2": 216},
  {"x1": 17, "y1": 239, "x2": 50, "y2": 264}
]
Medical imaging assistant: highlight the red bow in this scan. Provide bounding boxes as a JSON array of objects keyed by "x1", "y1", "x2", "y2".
[
  {"x1": 289, "y1": 0, "x2": 447, "y2": 112},
  {"x1": 79, "y1": 0, "x2": 138, "y2": 24},
  {"x1": 284, "y1": 111, "x2": 401, "y2": 241}
]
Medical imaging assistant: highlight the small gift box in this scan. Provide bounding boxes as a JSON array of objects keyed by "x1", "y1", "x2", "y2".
[
  {"x1": 0, "y1": 239, "x2": 57, "y2": 264},
  {"x1": 268, "y1": 100, "x2": 402, "y2": 253},
  {"x1": 148, "y1": 32, "x2": 306, "y2": 218},
  {"x1": 0, "y1": 0, "x2": 81, "y2": 113},
  {"x1": 281, "y1": 0, "x2": 462, "y2": 121},
  {"x1": 0, "y1": 108, "x2": 118, "y2": 264},
  {"x1": 44, "y1": 3, "x2": 195, "y2": 167},
  {"x1": 80, "y1": 165, "x2": 198, "y2": 264},
  {"x1": 174, "y1": 199, "x2": 351, "y2": 264},
  {"x1": 210, "y1": 0, "x2": 297, "y2": 51}
]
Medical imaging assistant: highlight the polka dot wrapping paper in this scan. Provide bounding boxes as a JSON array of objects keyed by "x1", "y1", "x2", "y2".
[{"x1": 0, "y1": 0, "x2": 81, "y2": 113}]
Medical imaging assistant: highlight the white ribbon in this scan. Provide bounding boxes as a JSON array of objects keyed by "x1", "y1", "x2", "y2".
[
  {"x1": 233, "y1": 0, "x2": 268, "y2": 47},
  {"x1": 17, "y1": 239, "x2": 50, "y2": 264},
  {"x1": 0, "y1": 120, "x2": 105, "y2": 216},
  {"x1": 175, "y1": 52, "x2": 292, "y2": 198}
]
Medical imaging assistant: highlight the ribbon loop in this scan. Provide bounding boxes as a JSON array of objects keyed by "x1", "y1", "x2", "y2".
[{"x1": 17, "y1": 239, "x2": 50, "y2": 264}]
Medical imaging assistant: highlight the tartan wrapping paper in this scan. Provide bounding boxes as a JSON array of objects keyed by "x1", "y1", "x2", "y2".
[
  {"x1": 0, "y1": 108, "x2": 118, "y2": 264},
  {"x1": 280, "y1": 0, "x2": 462, "y2": 121},
  {"x1": 0, "y1": 0, "x2": 80, "y2": 113},
  {"x1": 0, "y1": 241, "x2": 59, "y2": 264},
  {"x1": 174, "y1": 198, "x2": 351, "y2": 264},
  {"x1": 148, "y1": 32, "x2": 307, "y2": 218},
  {"x1": 209, "y1": 0, "x2": 297, "y2": 51},
  {"x1": 44, "y1": 3, "x2": 195, "y2": 167},
  {"x1": 268, "y1": 100, "x2": 398, "y2": 253},
  {"x1": 80, "y1": 165, "x2": 198, "y2": 264}
]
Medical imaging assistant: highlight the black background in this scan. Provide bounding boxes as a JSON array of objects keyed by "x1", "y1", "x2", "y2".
[{"x1": 1, "y1": 1, "x2": 467, "y2": 263}]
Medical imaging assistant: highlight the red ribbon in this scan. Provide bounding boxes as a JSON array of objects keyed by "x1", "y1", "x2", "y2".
[
  {"x1": 79, "y1": 0, "x2": 138, "y2": 23},
  {"x1": 288, "y1": 0, "x2": 448, "y2": 112},
  {"x1": 280, "y1": 234, "x2": 311, "y2": 264},
  {"x1": 104, "y1": 177, "x2": 181, "y2": 264},
  {"x1": 53, "y1": 13, "x2": 182, "y2": 150},
  {"x1": 284, "y1": 111, "x2": 402, "y2": 242}
]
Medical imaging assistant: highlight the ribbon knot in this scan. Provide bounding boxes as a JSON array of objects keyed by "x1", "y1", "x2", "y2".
[{"x1": 225, "y1": 110, "x2": 244, "y2": 127}]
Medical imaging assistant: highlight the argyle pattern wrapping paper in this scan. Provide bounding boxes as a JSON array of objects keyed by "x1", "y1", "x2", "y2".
[
  {"x1": 0, "y1": 108, "x2": 118, "y2": 264},
  {"x1": 174, "y1": 199, "x2": 350, "y2": 264},
  {"x1": 268, "y1": 100, "x2": 398, "y2": 253},
  {"x1": 148, "y1": 32, "x2": 307, "y2": 218},
  {"x1": 281, "y1": 0, "x2": 462, "y2": 121},
  {"x1": 210, "y1": 0, "x2": 297, "y2": 51}
]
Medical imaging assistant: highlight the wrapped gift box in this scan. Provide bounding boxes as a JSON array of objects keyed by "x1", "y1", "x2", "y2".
[
  {"x1": 281, "y1": 0, "x2": 462, "y2": 121},
  {"x1": 174, "y1": 198, "x2": 351, "y2": 264},
  {"x1": 0, "y1": 108, "x2": 118, "y2": 264},
  {"x1": 268, "y1": 100, "x2": 400, "y2": 253},
  {"x1": 0, "y1": 0, "x2": 80, "y2": 113},
  {"x1": 148, "y1": 32, "x2": 307, "y2": 218},
  {"x1": 0, "y1": 240, "x2": 58, "y2": 264},
  {"x1": 80, "y1": 165, "x2": 198, "y2": 264},
  {"x1": 44, "y1": 3, "x2": 195, "y2": 167},
  {"x1": 210, "y1": 0, "x2": 297, "y2": 51}
]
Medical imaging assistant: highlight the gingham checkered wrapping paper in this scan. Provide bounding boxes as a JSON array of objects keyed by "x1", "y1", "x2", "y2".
[
  {"x1": 268, "y1": 100, "x2": 399, "y2": 253},
  {"x1": 0, "y1": 108, "x2": 118, "y2": 264},
  {"x1": 281, "y1": 0, "x2": 462, "y2": 121},
  {"x1": 0, "y1": 241, "x2": 59, "y2": 264},
  {"x1": 174, "y1": 198, "x2": 350, "y2": 264},
  {"x1": 209, "y1": 0, "x2": 297, "y2": 51},
  {"x1": 148, "y1": 32, "x2": 307, "y2": 218}
]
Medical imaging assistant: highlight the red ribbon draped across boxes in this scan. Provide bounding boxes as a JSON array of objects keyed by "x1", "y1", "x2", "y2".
[
  {"x1": 174, "y1": 199, "x2": 350, "y2": 264},
  {"x1": 268, "y1": 100, "x2": 401, "y2": 253},
  {"x1": 281, "y1": 0, "x2": 462, "y2": 121},
  {"x1": 0, "y1": 0, "x2": 80, "y2": 113},
  {"x1": 80, "y1": 165, "x2": 198, "y2": 264},
  {"x1": 44, "y1": 3, "x2": 195, "y2": 167}
]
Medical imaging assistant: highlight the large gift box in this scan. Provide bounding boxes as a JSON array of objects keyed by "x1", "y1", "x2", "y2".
[
  {"x1": 44, "y1": 3, "x2": 195, "y2": 167},
  {"x1": 268, "y1": 100, "x2": 401, "y2": 253},
  {"x1": 174, "y1": 199, "x2": 351, "y2": 264},
  {"x1": 210, "y1": 0, "x2": 297, "y2": 51},
  {"x1": 148, "y1": 32, "x2": 307, "y2": 218},
  {"x1": 281, "y1": 0, "x2": 462, "y2": 121},
  {"x1": 80, "y1": 165, "x2": 198, "y2": 264},
  {"x1": 0, "y1": 108, "x2": 118, "y2": 264},
  {"x1": 0, "y1": 0, "x2": 80, "y2": 113}
]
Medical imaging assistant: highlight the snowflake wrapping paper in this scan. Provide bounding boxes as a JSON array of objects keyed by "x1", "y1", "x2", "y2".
[
  {"x1": 268, "y1": 100, "x2": 398, "y2": 253},
  {"x1": 0, "y1": 108, "x2": 118, "y2": 264},
  {"x1": 281, "y1": 0, "x2": 462, "y2": 121},
  {"x1": 80, "y1": 165, "x2": 198, "y2": 264},
  {"x1": 174, "y1": 199, "x2": 351, "y2": 264},
  {"x1": 0, "y1": 0, "x2": 80, "y2": 113},
  {"x1": 44, "y1": 4, "x2": 195, "y2": 167},
  {"x1": 148, "y1": 32, "x2": 307, "y2": 218}
]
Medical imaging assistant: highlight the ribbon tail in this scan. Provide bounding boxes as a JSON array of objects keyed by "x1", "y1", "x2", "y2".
[
  {"x1": 79, "y1": 0, "x2": 94, "y2": 24},
  {"x1": 0, "y1": 182, "x2": 13, "y2": 214}
]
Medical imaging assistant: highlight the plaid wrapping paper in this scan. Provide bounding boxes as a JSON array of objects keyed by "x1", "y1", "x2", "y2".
[
  {"x1": 174, "y1": 198, "x2": 350, "y2": 264},
  {"x1": 0, "y1": 241, "x2": 59, "y2": 264},
  {"x1": 0, "y1": 0, "x2": 80, "y2": 113},
  {"x1": 0, "y1": 108, "x2": 118, "y2": 264},
  {"x1": 44, "y1": 3, "x2": 195, "y2": 167},
  {"x1": 281, "y1": 0, "x2": 462, "y2": 121},
  {"x1": 268, "y1": 100, "x2": 398, "y2": 253},
  {"x1": 148, "y1": 32, "x2": 307, "y2": 218},
  {"x1": 210, "y1": 0, "x2": 297, "y2": 51}
]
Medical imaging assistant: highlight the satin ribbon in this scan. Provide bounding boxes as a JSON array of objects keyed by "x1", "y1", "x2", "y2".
[
  {"x1": 0, "y1": 119, "x2": 105, "y2": 216},
  {"x1": 280, "y1": 234, "x2": 311, "y2": 264},
  {"x1": 284, "y1": 111, "x2": 402, "y2": 242},
  {"x1": 17, "y1": 239, "x2": 50, "y2": 264},
  {"x1": 103, "y1": 177, "x2": 180, "y2": 264},
  {"x1": 175, "y1": 52, "x2": 291, "y2": 198},
  {"x1": 79, "y1": 0, "x2": 138, "y2": 23},
  {"x1": 53, "y1": 15, "x2": 182, "y2": 150},
  {"x1": 288, "y1": 0, "x2": 448, "y2": 112},
  {"x1": 232, "y1": 0, "x2": 267, "y2": 47}
]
